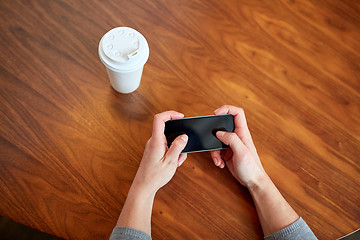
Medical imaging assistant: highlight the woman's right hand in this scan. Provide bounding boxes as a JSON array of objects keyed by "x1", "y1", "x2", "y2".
[
  {"x1": 211, "y1": 106, "x2": 304, "y2": 237},
  {"x1": 210, "y1": 105, "x2": 268, "y2": 189}
]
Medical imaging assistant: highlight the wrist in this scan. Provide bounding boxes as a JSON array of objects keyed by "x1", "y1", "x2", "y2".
[
  {"x1": 247, "y1": 173, "x2": 272, "y2": 193},
  {"x1": 130, "y1": 176, "x2": 158, "y2": 199}
]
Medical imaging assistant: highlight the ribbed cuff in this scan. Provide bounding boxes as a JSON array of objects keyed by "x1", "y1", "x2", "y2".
[
  {"x1": 109, "y1": 226, "x2": 152, "y2": 240},
  {"x1": 264, "y1": 217, "x2": 317, "y2": 240}
]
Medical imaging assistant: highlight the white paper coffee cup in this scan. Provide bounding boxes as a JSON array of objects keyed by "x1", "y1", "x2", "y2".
[{"x1": 98, "y1": 27, "x2": 149, "y2": 94}]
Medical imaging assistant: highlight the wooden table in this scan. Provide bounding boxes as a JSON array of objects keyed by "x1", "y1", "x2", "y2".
[{"x1": 1, "y1": 0, "x2": 359, "y2": 239}]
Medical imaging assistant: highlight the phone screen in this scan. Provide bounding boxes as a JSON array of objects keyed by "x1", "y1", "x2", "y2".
[{"x1": 164, "y1": 114, "x2": 235, "y2": 153}]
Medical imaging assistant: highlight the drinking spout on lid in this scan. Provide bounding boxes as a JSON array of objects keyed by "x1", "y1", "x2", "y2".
[{"x1": 127, "y1": 49, "x2": 139, "y2": 59}]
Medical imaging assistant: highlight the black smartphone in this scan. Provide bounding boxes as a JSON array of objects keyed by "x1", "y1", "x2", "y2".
[{"x1": 164, "y1": 114, "x2": 235, "y2": 153}]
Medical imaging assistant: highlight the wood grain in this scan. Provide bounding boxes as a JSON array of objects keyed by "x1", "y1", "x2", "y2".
[{"x1": 0, "y1": 0, "x2": 359, "y2": 239}]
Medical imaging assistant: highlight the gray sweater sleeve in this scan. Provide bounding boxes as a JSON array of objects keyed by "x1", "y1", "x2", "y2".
[
  {"x1": 109, "y1": 217, "x2": 316, "y2": 240},
  {"x1": 109, "y1": 227, "x2": 152, "y2": 240},
  {"x1": 264, "y1": 217, "x2": 317, "y2": 240}
]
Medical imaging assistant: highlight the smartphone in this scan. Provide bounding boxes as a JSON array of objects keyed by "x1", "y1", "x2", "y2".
[{"x1": 164, "y1": 114, "x2": 235, "y2": 153}]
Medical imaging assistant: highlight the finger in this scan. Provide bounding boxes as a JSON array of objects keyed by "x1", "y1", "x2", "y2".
[
  {"x1": 216, "y1": 131, "x2": 248, "y2": 158},
  {"x1": 214, "y1": 105, "x2": 248, "y2": 129},
  {"x1": 214, "y1": 105, "x2": 255, "y2": 150},
  {"x1": 178, "y1": 153, "x2": 188, "y2": 167},
  {"x1": 165, "y1": 134, "x2": 188, "y2": 162},
  {"x1": 152, "y1": 111, "x2": 184, "y2": 140},
  {"x1": 210, "y1": 150, "x2": 223, "y2": 167}
]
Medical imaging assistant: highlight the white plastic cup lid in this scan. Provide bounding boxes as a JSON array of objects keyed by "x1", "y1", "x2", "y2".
[{"x1": 98, "y1": 27, "x2": 149, "y2": 73}]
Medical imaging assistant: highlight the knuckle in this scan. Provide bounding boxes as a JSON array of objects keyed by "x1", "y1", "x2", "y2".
[
  {"x1": 154, "y1": 113, "x2": 160, "y2": 120},
  {"x1": 166, "y1": 158, "x2": 174, "y2": 166},
  {"x1": 228, "y1": 132, "x2": 238, "y2": 142},
  {"x1": 146, "y1": 138, "x2": 151, "y2": 146},
  {"x1": 146, "y1": 138, "x2": 154, "y2": 148}
]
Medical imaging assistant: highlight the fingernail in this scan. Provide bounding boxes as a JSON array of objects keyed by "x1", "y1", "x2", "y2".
[
  {"x1": 216, "y1": 131, "x2": 225, "y2": 137},
  {"x1": 214, "y1": 108, "x2": 220, "y2": 113},
  {"x1": 214, "y1": 157, "x2": 219, "y2": 166},
  {"x1": 219, "y1": 162, "x2": 224, "y2": 168},
  {"x1": 181, "y1": 135, "x2": 188, "y2": 142}
]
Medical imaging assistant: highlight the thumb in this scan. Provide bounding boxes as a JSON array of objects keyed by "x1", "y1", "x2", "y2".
[
  {"x1": 216, "y1": 131, "x2": 247, "y2": 157},
  {"x1": 166, "y1": 134, "x2": 188, "y2": 161}
]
